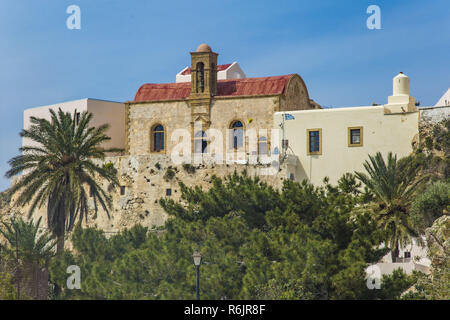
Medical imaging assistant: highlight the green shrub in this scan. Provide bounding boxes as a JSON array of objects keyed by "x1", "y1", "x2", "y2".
[
  {"x1": 425, "y1": 136, "x2": 433, "y2": 150},
  {"x1": 182, "y1": 163, "x2": 196, "y2": 174},
  {"x1": 0, "y1": 271, "x2": 15, "y2": 300},
  {"x1": 103, "y1": 162, "x2": 117, "y2": 176},
  {"x1": 411, "y1": 181, "x2": 450, "y2": 231},
  {"x1": 163, "y1": 167, "x2": 176, "y2": 181}
]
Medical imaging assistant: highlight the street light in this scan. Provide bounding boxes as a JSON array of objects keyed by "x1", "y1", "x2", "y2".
[{"x1": 193, "y1": 250, "x2": 202, "y2": 300}]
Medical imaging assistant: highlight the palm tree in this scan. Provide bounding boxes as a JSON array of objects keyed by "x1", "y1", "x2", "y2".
[
  {"x1": 355, "y1": 152, "x2": 424, "y2": 262},
  {"x1": 5, "y1": 109, "x2": 120, "y2": 254},
  {"x1": 0, "y1": 217, "x2": 56, "y2": 266},
  {"x1": 0, "y1": 217, "x2": 56, "y2": 299}
]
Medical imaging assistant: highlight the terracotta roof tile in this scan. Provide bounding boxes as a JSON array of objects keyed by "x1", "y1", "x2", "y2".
[{"x1": 133, "y1": 74, "x2": 293, "y2": 102}]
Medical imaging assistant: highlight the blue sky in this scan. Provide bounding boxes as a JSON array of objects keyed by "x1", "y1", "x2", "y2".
[{"x1": 0, "y1": 0, "x2": 449, "y2": 191}]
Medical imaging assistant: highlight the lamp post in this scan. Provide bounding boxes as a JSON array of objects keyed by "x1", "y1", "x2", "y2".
[{"x1": 193, "y1": 250, "x2": 202, "y2": 300}]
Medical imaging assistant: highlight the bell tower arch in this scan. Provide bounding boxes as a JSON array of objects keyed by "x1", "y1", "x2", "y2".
[{"x1": 190, "y1": 43, "x2": 218, "y2": 98}]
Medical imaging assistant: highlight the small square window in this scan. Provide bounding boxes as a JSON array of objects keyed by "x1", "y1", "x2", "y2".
[
  {"x1": 350, "y1": 130, "x2": 360, "y2": 144},
  {"x1": 307, "y1": 129, "x2": 322, "y2": 155},
  {"x1": 166, "y1": 188, "x2": 172, "y2": 196},
  {"x1": 120, "y1": 186, "x2": 126, "y2": 195},
  {"x1": 404, "y1": 252, "x2": 411, "y2": 259},
  {"x1": 348, "y1": 127, "x2": 363, "y2": 147}
]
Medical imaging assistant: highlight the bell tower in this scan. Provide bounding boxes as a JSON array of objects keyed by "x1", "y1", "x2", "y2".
[
  {"x1": 190, "y1": 43, "x2": 218, "y2": 99},
  {"x1": 189, "y1": 44, "x2": 218, "y2": 146}
]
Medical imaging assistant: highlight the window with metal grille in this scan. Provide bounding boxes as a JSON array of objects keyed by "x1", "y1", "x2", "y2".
[
  {"x1": 348, "y1": 127, "x2": 363, "y2": 147},
  {"x1": 308, "y1": 130, "x2": 321, "y2": 154}
]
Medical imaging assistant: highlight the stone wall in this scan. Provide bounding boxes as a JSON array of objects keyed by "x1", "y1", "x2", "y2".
[
  {"x1": 127, "y1": 96, "x2": 279, "y2": 157},
  {"x1": 279, "y1": 74, "x2": 312, "y2": 111},
  {"x1": 210, "y1": 96, "x2": 278, "y2": 150},
  {"x1": 127, "y1": 100, "x2": 191, "y2": 155},
  {"x1": 1, "y1": 155, "x2": 289, "y2": 236}
]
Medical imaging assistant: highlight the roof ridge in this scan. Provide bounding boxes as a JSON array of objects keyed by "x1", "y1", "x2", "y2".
[
  {"x1": 134, "y1": 74, "x2": 293, "y2": 102},
  {"x1": 141, "y1": 74, "x2": 293, "y2": 87}
]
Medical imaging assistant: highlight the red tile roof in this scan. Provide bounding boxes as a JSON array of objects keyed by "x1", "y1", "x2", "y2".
[
  {"x1": 133, "y1": 75, "x2": 293, "y2": 102},
  {"x1": 180, "y1": 64, "x2": 232, "y2": 75}
]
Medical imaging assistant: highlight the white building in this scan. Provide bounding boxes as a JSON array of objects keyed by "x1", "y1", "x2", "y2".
[
  {"x1": 376, "y1": 238, "x2": 431, "y2": 276},
  {"x1": 175, "y1": 61, "x2": 246, "y2": 83},
  {"x1": 274, "y1": 72, "x2": 419, "y2": 185},
  {"x1": 273, "y1": 72, "x2": 440, "y2": 277},
  {"x1": 435, "y1": 88, "x2": 450, "y2": 106},
  {"x1": 23, "y1": 98, "x2": 125, "y2": 152}
]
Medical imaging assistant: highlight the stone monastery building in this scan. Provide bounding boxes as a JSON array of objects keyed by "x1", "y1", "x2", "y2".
[
  {"x1": 127, "y1": 43, "x2": 317, "y2": 158},
  {"x1": 21, "y1": 43, "x2": 447, "y2": 231}
]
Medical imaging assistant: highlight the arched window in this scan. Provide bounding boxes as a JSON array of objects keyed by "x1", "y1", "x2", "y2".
[
  {"x1": 230, "y1": 121, "x2": 244, "y2": 150},
  {"x1": 258, "y1": 136, "x2": 268, "y2": 155},
  {"x1": 196, "y1": 62, "x2": 205, "y2": 93},
  {"x1": 194, "y1": 131, "x2": 207, "y2": 154},
  {"x1": 151, "y1": 124, "x2": 165, "y2": 152}
]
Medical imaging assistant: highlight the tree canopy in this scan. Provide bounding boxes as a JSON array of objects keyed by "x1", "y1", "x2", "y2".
[{"x1": 49, "y1": 172, "x2": 409, "y2": 300}]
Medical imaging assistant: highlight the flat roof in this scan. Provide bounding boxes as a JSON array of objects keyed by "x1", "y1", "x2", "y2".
[{"x1": 24, "y1": 98, "x2": 124, "y2": 111}]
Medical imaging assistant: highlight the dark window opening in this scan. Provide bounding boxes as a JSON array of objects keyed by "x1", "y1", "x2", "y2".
[
  {"x1": 76, "y1": 112, "x2": 81, "y2": 125},
  {"x1": 196, "y1": 62, "x2": 205, "y2": 93},
  {"x1": 166, "y1": 188, "x2": 172, "y2": 196},
  {"x1": 258, "y1": 136, "x2": 268, "y2": 155},
  {"x1": 309, "y1": 131, "x2": 320, "y2": 153},
  {"x1": 231, "y1": 121, "x2": 244, "y2": 150},
  {"x1": 120, "y1": 186, "x2": 126, "y2": 195},
  {"x1": 350, "y1": 129, "x2": 361, "y2": 145},
  {"x1": 194, "y1": 131, "x2": 207, "y2": 154},
  {"x1": 152, "y1": 124, "x2": 165, "y2": 152}
]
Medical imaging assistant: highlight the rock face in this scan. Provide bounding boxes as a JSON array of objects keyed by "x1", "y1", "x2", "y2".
[
  {"x1": 419, "y1": 106, "x2": 450, "y2": 124},
  {"x1": 1, "y1": 155, "x2": 289, "y2": 235},
  {"x1": 425, "y1": 215, "x2": 450, "y2": 266}
]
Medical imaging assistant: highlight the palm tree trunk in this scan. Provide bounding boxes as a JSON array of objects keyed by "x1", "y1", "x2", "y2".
[
  {"x1": 48, "y1": 191, "x2": 66, "y2": 255},
  {"x1": 56, "y1": 214, "x2": 65, "y2": 255},
  {"x1": 53, "y1": 216, "x2": 65, "y2": 298},
  {"x1": 56, "y1": 233, "x2": 65, "y2": 255},
  {"x1": 391, "y1": 243, "x2": 399, "y2": 262}
]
